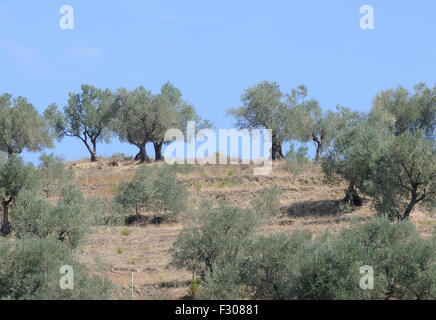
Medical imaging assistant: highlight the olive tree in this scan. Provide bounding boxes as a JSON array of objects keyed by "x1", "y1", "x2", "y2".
[
  {"x1": 291, "y1": 103, "x2": 361, "y2": 161},
  {"x1": 13, "y1": 185, "x2": 97, "y2": 248},
  {"x1": 251, "y1": 184, "x2": 283, "y2": 218},
  {"x1": 112, "y1": 86, "x2": 154, "y2": 162},
  {"x1": 115, "y1": 165, "x2": 188, "y2": 222},
  {"x1": 285, "y1": 143, "x2": 310, "y2": 183},
  {"x1": 372, "y1": 82, "x2": 436, "y2": 139},
  {"x1": 114, "y1": 169, "x2": 150, "y2": 220},
  {"x1": 372, "y1": 132, "x2": 436, "y2": 220},
  {"x1": 227, "y1": 81, "x2": 291, "y2": 160},
  {"x1": 45, "y1": 85, "x2": 118, "y2": 162},
  {"x1": 0, "y1": 93, "x2": 53, "y2": 156},
  {"x1": 149, "y1": 84, "x2": 180, "y2": 161},
  {"x1": 37, "y1": 153, "x2": 74, "y2": 198},
  {"x1": 0, "y1": 155, "x2": 39, "y2": 235},
  {"x1": 0, "y1": 237, "x2": 112, "y2": 300},
  {"x1": 322, "y1": 117, "x2": 391, "y2": 206},
  {"x1": 171, "y1": 201, "x2": 261, "y2": 281},
  {"x1": 149, "y1": 82, "x2": 211, "y2": 161}
]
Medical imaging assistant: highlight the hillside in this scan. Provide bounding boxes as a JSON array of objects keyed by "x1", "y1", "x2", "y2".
[{"x1": 70, "y1": 157, "x2": 435, "y2": 300}]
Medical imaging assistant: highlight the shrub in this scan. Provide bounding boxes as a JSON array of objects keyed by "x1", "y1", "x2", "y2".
[
  {"x1": 251, "y1": 185, "x2": 283, "y2": 219},
  {"x1": 37, "y1": 153, "x2": 74, "y2": 199},
  {"x1": 285, "y1": 144, "x2": 310, "y2": 183},
  {"x1": 0, "y1": 237, "x2": 112, "y2": 300},
  {"x1": 114, "y1": 164, "x2": 188, "y2": 222},
  {"x1": 121, "y1": 229, "x2": 132, "y2": 236},
  {"x1": 239, "y1": 232, "x2": 311, "y2": 299},
  {"x1": 182, "y1": 214, "x2": 435, "y2": 300},
  {"x1": 13, "y1": 185, "x2": 96, "y2": 248},
  {"x1": 0, "y1": 155, "x2": 39, "y2": 235},
  {"x1": 199, "y1": 262, "x2": 241, "y2": 300},
  {"x1": 189, "y1": 278, "x2": 201, "y2": 298},
  {"x1": 171, "y1": 163, "x2": 195, "y2": 175},
  {"x1": 171, "y1": 201, "x2": 261, "y2": 280},
  {"x1": 149, "y1": 165, "x2": 189, "y2": 221}
]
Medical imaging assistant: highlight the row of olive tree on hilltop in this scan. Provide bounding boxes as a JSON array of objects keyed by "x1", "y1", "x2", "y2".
[
  {"x1": 1, "y1": 81, "x2": 435, "y2": 221},
  {"x1": 229, "y1": 81, "x2": 436, "y2": 220},
  {"x1": 227, "y1": 81, "x2": 362, "y2": 161},
  {"x1": 44, "y1": 82, "x2": 210, "y2": 162}
]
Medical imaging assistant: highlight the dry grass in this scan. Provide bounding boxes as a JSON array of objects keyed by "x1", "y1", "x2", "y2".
[{"x1": 71, "y1": 157, "x2": 435, "y2": 299}]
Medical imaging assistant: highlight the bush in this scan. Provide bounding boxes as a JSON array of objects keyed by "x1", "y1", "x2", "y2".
[
  {"x1": 121, "y1": 229, "x2": 132, "y2": 236},
  {"x1": 0, "y1": 237, "x2": 112, "y2": 300},
  {"x1": 114, "y1": 164, "x2": 188, "y2": 222},
  {"x1": 171, "y1": 163, "x2": 196, "y2": 175},
  {"x1": 239, "y1": 232, "x2": 311, "y2": 299},
  {"x1": 199, "y1": 262, "x2": 241, "y2": 300},
  {"x1": 178, "y1": 214, "x2": 435, "y2": 300},
  {"x1": 189, "y1": 278, "x2": 201, "y2": 298},
  {"x1": 13, "y1": 185, "x2": 98, "y2": 248},
  {"x1": 273, "y1": 216, "x2": 434, "y2": 299},
  {"x1": 171, "y1": 201, "x2": 261, "y2": 280},
  {"x1": 37, "y1": 153, "x2": 74, "y2": 199},
  {"x1": 251, "y1": 185, "x2": 282, "y2": 219},
  {"x1": 285, "y1": 144, "x2": 310, "y2": 183},
  {"x1": 149, "y1": 165, "x2": 189, "y2": 221}
]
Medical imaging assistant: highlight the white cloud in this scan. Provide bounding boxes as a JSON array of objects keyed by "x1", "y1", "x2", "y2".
[{"x1": 0, "y1": 40, "x2": 46, "y2": 76}]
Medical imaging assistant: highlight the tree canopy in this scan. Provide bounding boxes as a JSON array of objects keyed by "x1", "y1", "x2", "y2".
[
  {"x1": 44, "y1": 85, "x2": 118, "y2": 162},
  {"x1": 0, "y1": 93, "x2": 53, "y2": 156},
  {"x1": 227, "y1": 81, "x2": 289, "y2": 160},
  {"x1": 372, "y1": 82, "x2": 436, "y2": 139}
]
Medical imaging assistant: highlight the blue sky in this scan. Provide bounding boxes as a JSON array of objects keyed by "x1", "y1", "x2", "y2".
[{"x1": 1, "y1": 1, "x2": 435, "y2": 163}]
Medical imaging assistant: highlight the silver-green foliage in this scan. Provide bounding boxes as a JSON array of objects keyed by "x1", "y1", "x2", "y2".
[
  {"x1": 115, "y1": 165, "x2": 188, "y2": 221},
  {"x1": 251, "y1": 184, "x2": 283, "y2": 219},
  {"x1": 0, "y1": 93, "x2": 53, "y2": 156},
  {"x1": 227, "y1": 81, "x2": 291, "y2": 160},
  {"x1": 13, "y1": 185, "x2": 100, "y2": 248},
  {"x1": 171, "y1": 201, "x2": 261, "y2": 281},
  {"x1": 371, "y1": 132, "x2": 436, "y2": 220},
  {"x1": 38, "y1": 153, "x2": 74, "y2": 199},
  {"x1": 45, "y1": 85, "x2": 118, "y2": 162},
  {"x1": 285, "y1": 143, "x2": 310, "y2": 183},
  {"x1": 372, "y1": 82, "x2": 436, "y2": 139},
  {"x1": 0, "y1": 237, "x2": 112, "y2": 300},
  {"x1": 188, "y1": 216, "x2": 435, "y2": 300},
  {"x1": 0, "y1": 155, "x2": 39, "y2": 235}
]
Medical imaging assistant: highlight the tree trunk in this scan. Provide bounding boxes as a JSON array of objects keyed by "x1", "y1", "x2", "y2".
[
  {"x1": 90, "y1": 151, "x2": 97, "y2": 162},
  {"x1": 343, "y1": 183, "x2": 363, "y2": 206},
  {"x1": 135, "y1": 144, "x2": 150, "y2": 163},
  {"x1": 1, "y1": 202, "x2": 11, "y2": 236},
  {"x1": 135, "y1": 205, "x2": 140, "y2": 220},
  {"x1": 315, "y1": 143, "x2": 322, "y2": 162},
  {"x1": 153, "y1": 142, "x2": 164, "y2": 161},
  {"x1": 401, "y1": 192, "x2": 418, "y2": 220},
  {"x1": 271, "y1": 139, "x2": 284, "y2": 160},
  {"x1": 90, "y1": 141, "x2": 98, "y2": 162},
  {"x1": 84, "y1": 139, "x2": 98, "y2": 162},
  {"x1": 313, "y1": 138, "x2": 322, "y2": 162}
]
